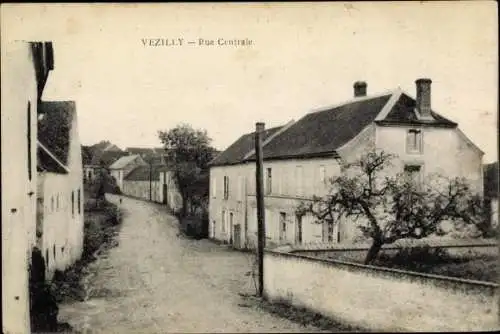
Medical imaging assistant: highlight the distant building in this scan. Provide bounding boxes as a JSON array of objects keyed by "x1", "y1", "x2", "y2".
[
  {"x1": 109, "y1": 154, "x2": 147, "y2": 190},
  {"x1": 2, "y1": 40, "x2": 54, "y2": 334},
  {"x1": 122, "y1": 164, "x2": 182, "y2": 211},
  {"x1": 83, "y1": 142, "x2": 126, "y2": 183},
  {"x1": 37, "y1": 101, "x2": 84, "y2": 280},
  {"x1": 209, "y1": 79, "x2": 484, "y2": 249}
]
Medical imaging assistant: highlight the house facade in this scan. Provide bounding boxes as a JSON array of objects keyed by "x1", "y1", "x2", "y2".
[
  {"x1": 122, "y1": 164, "x2": 183, "y2": 211},
  {"x1": 36, "y1": 101, "x2": 84, "y2": 280},
  {"x1": 109, "y1": 154, "x2": 147, "y2": 190},
  {"x1": 1, "y1": 41, "x2": 54, "y2": 334},
  {"x1": 209, "y1": 79, "x2": 484, "y2": 249}
]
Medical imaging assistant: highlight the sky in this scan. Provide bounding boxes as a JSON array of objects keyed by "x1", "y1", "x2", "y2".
[{"x1": 1, "y1": 2, "x2": 498, "y2": 162}]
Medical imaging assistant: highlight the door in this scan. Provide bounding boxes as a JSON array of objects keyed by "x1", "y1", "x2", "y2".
[
  {"x1": 295, "y1": 214, "x2": 303, "y2": 244},
  {"x1": 162, "y1": 184, "x2": 168, "y2": 205},
  {"x1": 229, "y1": 212, "x2": 234, "y2": 244},
  {"x1": 233, "y1": 224, "x2": 241, "y2": 249}
]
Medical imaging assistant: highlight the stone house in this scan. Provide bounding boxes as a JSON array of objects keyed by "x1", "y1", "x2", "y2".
[
  {"x1": 109, "y1": 154, "x2": 147, "y2": 190},
  {"x1": 1, "y1": 40, "x2": 54, "y2": 334},
  {"x1": 83, "y1": 144, "x2": 126, "y2": 183},
  {"x1": 36, "y1": 101, "x2": 84, "y2": 280},
  {"x1": 209, "y1": 79, "x2": 484, "y2": 249},
  {"x1": 121, "y1": 164, "x2": 182, "y2": 211}
]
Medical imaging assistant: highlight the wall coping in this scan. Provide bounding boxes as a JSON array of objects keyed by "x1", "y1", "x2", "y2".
[
  {"x1": 264, "y1": 249, "x2": 500, "y2": 289},
  {"x1": 288, "y1": 238, "x2": 498, "y2": 253}
]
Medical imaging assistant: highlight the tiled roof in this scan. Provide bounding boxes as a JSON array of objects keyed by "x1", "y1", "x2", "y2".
[
  {"x1": 379, "y1": 93, "x2": 457, "y2": 127},
  {"x1": 90, "y1": 150, "x2": 129, "y2": 167},
  {"x1": 109, "y1": 154, "x2": 142, "y2": 169},
  {"x1": 124, "y1": 164, "x2": 170, "y2": 181},
  {"x1": 247, "y1": 94, "x2": 392, "y2": 161},
  {"x1": 209, "y1": 126, "x2": 285, "y2": 166},
  {"x1": 484, "y1": 161, "x2": 499, "y2": 198},
  {"x1": 38, "y1": 101, "x2": 75, "y2": 165},
  {"x1": 37, "y1": 142, "x2": 68, "y2": 174}
]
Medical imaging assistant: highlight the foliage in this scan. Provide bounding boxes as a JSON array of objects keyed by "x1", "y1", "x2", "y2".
[
  {"x1": 297, "y1": 150, "x2": 486, "y2": 264},
  {"x1": 158, "y1": 123, "x2": 216, "y2": 217}
]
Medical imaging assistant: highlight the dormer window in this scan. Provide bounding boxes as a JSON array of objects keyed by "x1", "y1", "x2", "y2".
[{"x1": 406, "y1": 129, "x2": 423, "y2": 154}]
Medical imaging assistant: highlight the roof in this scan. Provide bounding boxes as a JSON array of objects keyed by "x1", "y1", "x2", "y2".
[
  {"x1": 244, "y1": 90, "x2": 458, "y2": 162},
  {"x1": 209, "y1": 125, "x2": 285, "y2": 166},
  {"x1": 484, "y1": 161, "x2": 499, "y2": 198},
  {"x1": 247, "y1": 94, "x2": 392, "y2": 161},
  {"x1": 38, "y1": 101, "x2": 76, "y2": 165},
  {"x1": 37, "y1": 141, "x2": 69, "y2": 174},
  {"x1": 91, "y1": 141, "x2": 122, "y2": 152},
  {"x1": 109, "y1": 154, "x2": 142, "y2": 169},
  {"x1": 378, "y1": 92, "x2": 457, "y2": 127},
  {"x1": 124, "y1": 164, "x2": 170, "y2": 181},
  {"x1": 90, "y1": 150, "x2": 129, "y2": 167},
  {"x1": 126, "y1": 147, "x2": 166, "y2": 155}
]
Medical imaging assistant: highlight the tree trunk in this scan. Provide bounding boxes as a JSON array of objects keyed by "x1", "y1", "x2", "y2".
[{"x1": 364, "y1": 238, "x2": 383, "y2": 265}]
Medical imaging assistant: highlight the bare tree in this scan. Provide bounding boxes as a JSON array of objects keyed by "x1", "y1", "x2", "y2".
[{"x1": 297, "y1": 150, "x2": 485, "y2": 265}]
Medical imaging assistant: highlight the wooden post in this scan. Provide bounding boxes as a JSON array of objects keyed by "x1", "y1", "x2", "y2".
[
  {"x1": 149, "y1": 162, "x2": 152, "y2": 201},
  {"x1": 255, "y1": 122, "x2": 266, "y2": 297}
]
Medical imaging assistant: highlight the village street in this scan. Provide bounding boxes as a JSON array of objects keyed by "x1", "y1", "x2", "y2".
[{"x1": 58, "y1": 194, "x2": 326, "y2": 333}]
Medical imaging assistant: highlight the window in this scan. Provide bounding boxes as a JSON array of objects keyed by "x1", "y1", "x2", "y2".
[
  {"x1": 71, "y1": 191, "x2": 75, "y2": 217},
  {"x1": 221, "y1": 210, "x2": 226, "y2": 232},
  {"x1": 56, "y1": 194, "x2": 59, "y2": 211},
  {"x1": 223, "y1": 176, "x2": 229, "y2": 200},
  {"x1": 295, "y1": 214, "x2": 303, "y2": 244},
  {"x1": 296, "y1": 166, "x2": 303, "y2": 196},
  {"x1": 327, "y1": 221, "x2": 334, "y2": 242},
  {"x1": 27, "y1": 102, "x2": 32, "y2": 180},
  {"x1": 212, "y1": 220, "x2": 216, "y2": 238},
  {"x1": 406, "y1": 129, "x2": 423, "y2": 154},
  {"x1": 404, "y1": 165, "x2": 423, "y2": 187},
  {"x1": 78, "y1": 189, "x2": 81, "y2": 214},
  {"x1": 266, "y1": 168, "x2": 272, "y2": 195},
  {"x1": 212, "y1": 177, "x2": 217, "y2": 198},
  {"x1": 279, "y1": 212, "x2": 287, "y2": 241},
  {"x1": 319, "y1": 166, "x2": 327, "y2": 185}
]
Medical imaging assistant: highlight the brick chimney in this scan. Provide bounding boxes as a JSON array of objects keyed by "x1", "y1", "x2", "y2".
[
  {"x1": 415, "y1": 78, "x2": 432, "y2": 119},
  {"x1": 353, "y1": 81, "x2": 367, "y2": 97}
]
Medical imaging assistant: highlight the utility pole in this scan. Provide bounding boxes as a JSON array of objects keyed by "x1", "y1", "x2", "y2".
[
  {"x1": 149, "y1": 161, "x2": 152, "y2": 201},
  {"x1": 255, "y1": 122, "x2": 266, "y2": 297}
]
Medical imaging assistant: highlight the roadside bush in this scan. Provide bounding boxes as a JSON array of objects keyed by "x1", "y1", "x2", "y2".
[{"x1": 377, "y1": 245, "x2": 453, "y2": 269}]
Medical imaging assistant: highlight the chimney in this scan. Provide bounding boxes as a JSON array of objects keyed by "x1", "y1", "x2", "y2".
[
  {"x1": 353, "y1": 81, "x2": 367, "y2": 97},
  {"x1": 415, "y1": 78, "x2": 432, "y2": 119},
  {"x1": 256, "y1": 122, "x2": 265, "y2": 133}
]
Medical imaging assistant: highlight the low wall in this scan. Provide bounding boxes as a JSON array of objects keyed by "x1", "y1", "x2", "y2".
[{"x1": 264, "y1": 250, "x2": 499, "y2": 332}]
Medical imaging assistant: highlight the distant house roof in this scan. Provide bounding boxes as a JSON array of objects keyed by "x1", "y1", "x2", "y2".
[
  {"x1": 91, "y1": 141, "x2": 122, "y2": 152},
  {"x1": 90, "y1": 150, "x2": 129, "y2": 168},
  {"x1": 484, "y1": 161, "x2": 499, "y2": 198},
  {"x1": 243, "y1": 90, "x2": 457, "y2": 162},
  {"x1": 209, "y1": 125, "x2": 285, "y2": 166},
  {"x1": 124, "y1": 164, "x2": 170, "y2": 181},
  {"x1": 109, "y1": 154, "x2": 142, "y2": 169},
  {"x1": 38, "y1": 101, "x2": 76, "y2": 165},
  {"x1": 126, "y1": 147, "x2": 157, "y2": 156}
]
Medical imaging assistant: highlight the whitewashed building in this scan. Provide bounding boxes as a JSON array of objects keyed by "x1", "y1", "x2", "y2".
[
  {"x1": 36, "y1": 101, "x2": 84, "y2": 280},
  {"x1": 209, "y1": 79, "x2": 484, "y2": 249},
  {"x1": 109, "y1": 154, "x2": 147, "y2": 190},
  {"x1": 1, "y1": 40, "x2": 54, "y2": 334}
]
